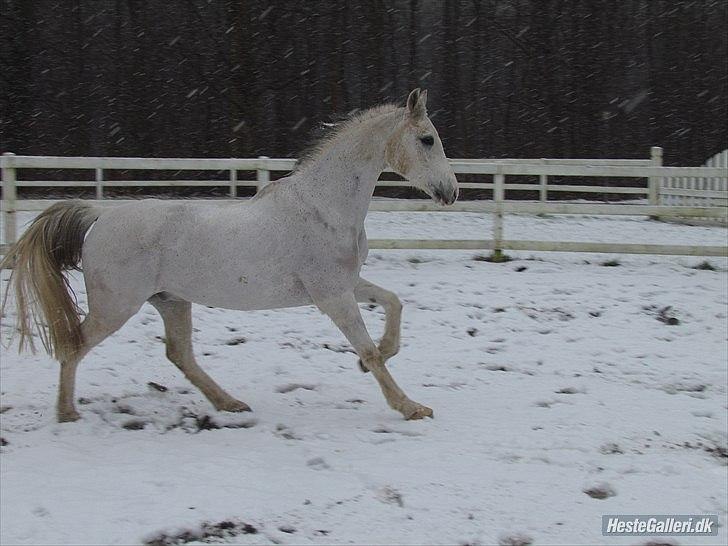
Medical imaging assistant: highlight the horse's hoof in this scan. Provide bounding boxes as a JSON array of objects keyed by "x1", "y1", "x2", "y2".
[
  {"x1": 57, "y1": 410, "x2": 81, "y2": 423},
  {"x1": 218, "y1": 400, "x2": 252, "y2": 413},
  {"x1": 357, "y1": 359, "x2": 370, "y2": 373},
  {"x1": 403, "y1": 403, "x2": 433, "y2": 420}
]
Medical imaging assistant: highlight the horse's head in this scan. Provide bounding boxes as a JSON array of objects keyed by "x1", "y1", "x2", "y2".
[{"x1": 384, "y1": 88, "x2": 459, "y2": 206}]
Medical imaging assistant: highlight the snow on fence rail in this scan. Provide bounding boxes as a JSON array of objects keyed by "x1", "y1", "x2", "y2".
[{"x1": 1, "y1": 150, "x2": 727, "y2": 258}]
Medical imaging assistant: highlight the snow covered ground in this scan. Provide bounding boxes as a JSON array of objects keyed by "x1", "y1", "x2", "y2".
[{"x1": 1, "y1": 209, "x2": 727, "y2": 545}]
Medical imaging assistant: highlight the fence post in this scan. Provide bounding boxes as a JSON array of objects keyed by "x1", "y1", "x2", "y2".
[
  {"x1": 2, "y1": 152, "x2": 17, "y2": 248},
  {"x1": 539, "y1": 158, "x2": 547, "y2": 202},
  {"x1": 649, "y1": 146, "x2": 662, "y2": 206},
  {"x1": 256, "y1": 155, "x2": 270, "y2": 192},
  {"x1": 229, "y1": 167, "x2": 237, "y2": 198},
  {"x1": 95, "y1": 167, "x2": 104, "y2": 199},
  {"x1": 492, "y1": 171, "x2": 506, "y2": 261}
]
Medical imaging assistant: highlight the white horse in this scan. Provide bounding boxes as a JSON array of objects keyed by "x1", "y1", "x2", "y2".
[{"x1": 1, "y1": 88, "x2": 458, "y2": 423}]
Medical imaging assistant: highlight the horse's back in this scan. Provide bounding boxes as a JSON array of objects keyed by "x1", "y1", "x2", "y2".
[
  {"x1": 82, "y1": 200, "x2": 234, "y2": 296},
  {"x1": 88, "y1": 200, "x2": 205, "y2": 252},
  {"x1": 80, "y1": 197, "x2": 311, "y2": 310}
]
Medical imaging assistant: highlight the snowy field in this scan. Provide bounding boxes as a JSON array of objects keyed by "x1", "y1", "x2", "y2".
[{"x1": 1, "y1": 209, "x2": 727, "y2": 545}]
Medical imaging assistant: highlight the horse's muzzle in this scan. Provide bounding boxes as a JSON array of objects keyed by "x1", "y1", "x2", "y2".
[{"x1": 432, "y1": 183, "x2": 458, "y2": 206}]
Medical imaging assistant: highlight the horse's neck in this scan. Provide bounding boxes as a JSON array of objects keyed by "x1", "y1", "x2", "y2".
[{"x1": 297, "y1": 112, "x2": 397, "y2": 228}]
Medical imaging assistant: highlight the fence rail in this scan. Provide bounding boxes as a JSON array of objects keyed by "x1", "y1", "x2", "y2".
[
  {"x1": 2, "y1": 150, "x2": 727, "y2": 258},
  {"x1": 662, "y1": 149, "x2": 728, "y2": 208}
]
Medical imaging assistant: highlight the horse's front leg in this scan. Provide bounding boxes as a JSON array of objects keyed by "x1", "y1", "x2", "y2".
[
  {"x1": 354, "y1": 278, "x2": 402, "y2": 373},
  {"x1": 314, "y1": 291, "x2": 432, "y2": 420}
]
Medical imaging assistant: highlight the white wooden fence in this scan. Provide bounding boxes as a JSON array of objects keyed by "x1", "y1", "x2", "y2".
[
  {"x1": 1, "y1": 149, "x2": 727, "y2": 258},
  {"x1": 662, "y1": 149, "x2": 728, "y2": 208}
]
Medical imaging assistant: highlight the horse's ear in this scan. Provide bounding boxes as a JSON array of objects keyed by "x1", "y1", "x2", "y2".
[
  {"x1": 406, "y1": 88, "x2": 427, "y2": 120},
  {"x1": 419, "y1": 89, "x2": 428, "y2": 110}
]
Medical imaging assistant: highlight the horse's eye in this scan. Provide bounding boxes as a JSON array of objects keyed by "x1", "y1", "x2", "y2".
[{"x1": 419, "y1": 135, "x2": 434, "y2": 146}]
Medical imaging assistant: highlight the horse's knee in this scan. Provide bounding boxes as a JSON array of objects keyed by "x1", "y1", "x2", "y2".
[
  {"x1": 377, "y1": 290, "x2": 401, "y2": 314},
  {"x1": 376, "y1": 293, "x2": 401, "y2": 360},
  {"x1": 386, "y1": 293, "x2": 402, "y2": 315}
]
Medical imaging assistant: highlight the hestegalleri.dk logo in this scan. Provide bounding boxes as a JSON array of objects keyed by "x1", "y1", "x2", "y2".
[{"x1": 602, "y1": 514, "x2": 718, "y2": 536}]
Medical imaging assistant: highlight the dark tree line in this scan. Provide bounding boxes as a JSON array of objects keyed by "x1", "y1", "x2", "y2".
[{"x1": 1, "y1": 0, "x2": 726, "y2": 166}]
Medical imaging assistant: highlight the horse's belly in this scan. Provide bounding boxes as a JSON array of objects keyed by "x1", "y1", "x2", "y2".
[{"x1": 169, "y1": 267, "x2": 313, "y2": 311}]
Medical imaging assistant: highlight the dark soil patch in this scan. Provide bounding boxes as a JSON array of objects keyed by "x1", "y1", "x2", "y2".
[
  {"x1": 598, "y1": 442, "x2": 624, "y2": 455},
  {"x1": 322, "y1": 343, "x2": 355, "y2": 354},
  {"x1": 704, "y1": 444, "x2": 728, "y2": 461},
  {"x1": 122, "y1": 420, "x2": 148, "y2": 430},
  {"x1": 114, "y1": 404, "x2": 136, "y2": 415},
  {"x1": 483, "y1": 363, "x2": 510, "y2": 372},
  {"x1": 663, "y1": 383, "x2": 707, "y2": 395},
  {"x1": 656, "y1": 306, "x2": 680, "y2": 325},
  {"x1": 681, "y1": 440, "x2": 728, "y2": 463},
  {"x1": 583, "y1": 483, "x2": 616, "y2": 499},
  {"x1": 166, "y1": 409, "x2": 256, "y2": 434},
  {"x1": 498, "y1": 533, "x2": 533, "y2": 546},
  {"x1": 693, "y1": 260, "x2": 716, "y2": 271},
  {"x1": 643, "y1": 305, "x2": 681, "y2": 325},
  {"x1": 556, "y1": 386, "x2": 579, "y2": 394},
  {"x1": 144, "y1": 519, "x2": 258, "y2": 546}
]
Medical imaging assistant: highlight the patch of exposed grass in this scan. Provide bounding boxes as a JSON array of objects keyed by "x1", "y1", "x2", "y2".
[{"x1": 473, "y1": 252, "x2": 513, "y2": 263}]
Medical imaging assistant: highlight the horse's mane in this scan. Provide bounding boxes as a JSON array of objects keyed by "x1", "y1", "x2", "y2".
[
  {"x1": 254, "y1": 103, "x2": 402, "y2": 198},
  {"x1": 295, "y1": 103, "x2": 402, "y2": 171}
]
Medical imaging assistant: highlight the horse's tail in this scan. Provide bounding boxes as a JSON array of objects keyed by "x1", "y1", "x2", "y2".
[{"x1": 0, "y1": 201, "x2": 98, "y2": 362}]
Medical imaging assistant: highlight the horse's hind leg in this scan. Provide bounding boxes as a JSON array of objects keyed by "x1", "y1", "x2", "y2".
[
  {"x1": 58, "y1": 311, "x2": 135, "y2": 422},
  {"x1": 355, "y1": 278, "x2": 402, "y2": 372},
  {"x1": 148, "y1": 294, "x2": 250, "y2": 413}
]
